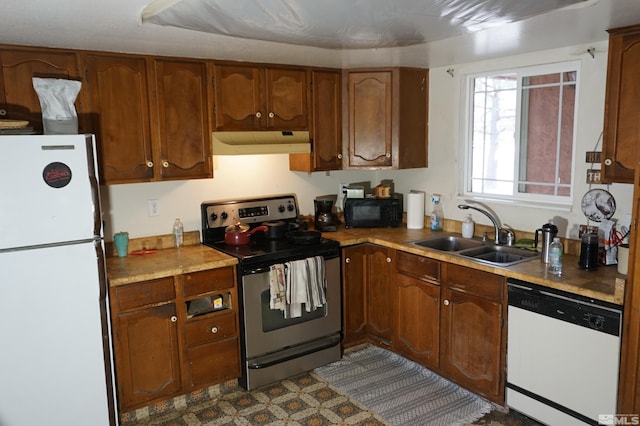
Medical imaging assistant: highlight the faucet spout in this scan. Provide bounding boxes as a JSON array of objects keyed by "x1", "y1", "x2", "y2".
[{"x1": 458, "y1": 204, "x2": 501, "y2": 244}]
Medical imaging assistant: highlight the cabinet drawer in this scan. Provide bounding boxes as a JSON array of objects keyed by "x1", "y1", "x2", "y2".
[
  {"x1": 445, "y1": 264, "x2": 503, "y2": 301},
  {"x1": 183, "y1": 267, "x2": 235, "y2": 297},
  {"x1": 113, "y1": 277, "x2": 175, "y2": 311},
  {"x1": 185, "y1": 312, "x2": 237, "y2": 347},
  {"x1": 186, "y1": 337, "x2": 240, "y2": 388},
  {"x1": 396, "y1": 251, "x2": 440, "y2": 282}
]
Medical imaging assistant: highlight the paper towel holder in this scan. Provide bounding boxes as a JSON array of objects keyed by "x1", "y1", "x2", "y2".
[{"x1": 406, "y1": 190, "x2": 426, "y2": 230}]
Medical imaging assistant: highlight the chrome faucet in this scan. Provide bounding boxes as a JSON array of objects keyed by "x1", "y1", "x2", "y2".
[{"x1": 458, "y1": 204, "x2": 501, "y2": 245}]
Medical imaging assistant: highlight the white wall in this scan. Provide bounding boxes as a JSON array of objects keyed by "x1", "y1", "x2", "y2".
[{"x1": 102, "y1": 40, "x2": 633, "y2": 242}]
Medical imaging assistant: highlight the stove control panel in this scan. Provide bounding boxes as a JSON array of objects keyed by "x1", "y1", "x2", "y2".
[{"x1": 202, "y1": 195, "x2": 299, "y2": 229}]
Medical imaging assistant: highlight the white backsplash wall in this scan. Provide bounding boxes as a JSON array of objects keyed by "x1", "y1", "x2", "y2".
[{"x1": 102, "y1": 40, "x2": 633, "y2": 242}]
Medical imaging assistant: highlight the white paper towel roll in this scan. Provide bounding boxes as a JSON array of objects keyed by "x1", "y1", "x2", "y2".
[{"x1": 406, "y1": 191, "x2": 425, "y2": 229}]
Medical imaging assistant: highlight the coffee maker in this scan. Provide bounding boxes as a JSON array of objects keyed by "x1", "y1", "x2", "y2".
[{"x1": 314, "y1": 197, "x2": 338, "y2": 232}]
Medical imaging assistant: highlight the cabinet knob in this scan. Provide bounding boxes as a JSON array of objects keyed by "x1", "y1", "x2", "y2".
[
  {"x1": 0, "y1": 109, "x2": 6, "y2": 116},
  {"x1": 146, "y1": 161, "x2": 153, "y2": 168},
  {"x1": 268, "y1": 112, "x2": 275, "y2": 118},
  {"x1": 162, "y1": 161, "x2": 169, "y2": 168},
  {"x1": 385, "y1": 153, "x2": 391, "y2": 158},
  {"x1": 443, "y1": 299, "x2": 450, "y2": 306},
  {"x1": 337, "y1": 153, "x2": 343, "y2": 160},
  {"x1": 170, "y1": 315, "x2": 177, "y2": 322},
  {"x1": 345, "y1": 257, "x2": 351, "y2": 263},
  {"x1": 255, "y1": 112, "x2": 262, "y2": 118},
  {"x1": 210, "y1": 326, "x2": 219, "y2": 333},
  {"x1": 604, "y1": 158, "x2": 613, "y2": 166},
  {"x1": 386, "y1": 257, "x2": 392, "y2": 263}
]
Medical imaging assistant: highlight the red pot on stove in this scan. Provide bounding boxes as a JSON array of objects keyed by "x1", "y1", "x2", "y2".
[{"x1": 224, "y1": 222, "x2": 268, "y2": 245}]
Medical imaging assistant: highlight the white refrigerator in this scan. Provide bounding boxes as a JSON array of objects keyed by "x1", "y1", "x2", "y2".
[{"x1": 0, "y1": 134, "x2": 117, "y2": 426}]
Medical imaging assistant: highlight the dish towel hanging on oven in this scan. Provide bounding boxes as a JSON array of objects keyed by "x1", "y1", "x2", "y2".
[{"x1": 268, "y1": 256, "x2": 326, "y2": 318}]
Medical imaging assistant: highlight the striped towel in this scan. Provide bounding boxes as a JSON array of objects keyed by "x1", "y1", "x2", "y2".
[{"x1": 269, "y1": 256, "x2": 326, "y2": 318}]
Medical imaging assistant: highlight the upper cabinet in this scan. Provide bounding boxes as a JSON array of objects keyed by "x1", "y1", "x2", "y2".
[
  {"x1": 602, "y1": 24, "x2": 640, "y2": 184},
  {"x1": 83, "y1": 54, "x2": 212, "y2": 184},
  {"x1": 345, "y1": 67, "x2": 428, "y2": 169},
  {"x1": 213, "y1": 63, "x2": 308, "y2": 131},
  {"x1": 83, "y1": 54, "x2": 155, "y2": 183},
  {"x1": 290, "y1": 69, "x2": 342, "y2": 172},
  {"x1": 0, "y1": 48, "x2": 83, "y2": 133}
]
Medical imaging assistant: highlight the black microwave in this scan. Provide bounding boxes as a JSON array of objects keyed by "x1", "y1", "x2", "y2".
[{"x1": 344, "y1": 196, "x2": 403, "y2": 228}]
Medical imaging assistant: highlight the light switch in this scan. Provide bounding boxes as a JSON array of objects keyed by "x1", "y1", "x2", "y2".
[{"x1": 148, "y1": 199, "x2": 160, "y2": 217}]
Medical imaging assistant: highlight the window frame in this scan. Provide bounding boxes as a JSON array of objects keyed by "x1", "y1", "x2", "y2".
[{"x1": 460, "y1": 60, "x2": 581, "y2": 210}]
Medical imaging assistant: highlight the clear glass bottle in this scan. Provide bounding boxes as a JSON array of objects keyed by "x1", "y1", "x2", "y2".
[
  {"x1": 548, "y1": 237, "x2": 563, "y2": 276},
  {"x1": 430, "y1": 194, "x2": 443, "y2": 231},
  {"x1": 173, "y1": 218, "x2": 184, "y2": 248}
]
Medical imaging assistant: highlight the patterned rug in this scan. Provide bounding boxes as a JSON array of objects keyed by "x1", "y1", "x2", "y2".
[{"x1": 315, "y1": 346, "x2": 494, "y2": 426}]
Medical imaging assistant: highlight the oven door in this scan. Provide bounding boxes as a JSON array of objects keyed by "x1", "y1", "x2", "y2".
[{"x1": 241, "y1": 255, "x2": 341, "y2": 359}]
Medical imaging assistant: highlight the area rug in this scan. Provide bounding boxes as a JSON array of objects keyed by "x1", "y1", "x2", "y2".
[{"x1": 315, "y1": 345, "x2": 494, "y2": 426}]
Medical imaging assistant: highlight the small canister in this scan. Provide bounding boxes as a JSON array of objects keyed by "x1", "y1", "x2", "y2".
[{"x1": 578, "y1": 233, "x2": 599, "y2": 271}]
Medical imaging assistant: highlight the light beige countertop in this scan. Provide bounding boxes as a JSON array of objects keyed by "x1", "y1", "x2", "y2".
[
  {"x1": 106, "y1": 226, "x2": 624, "y2": 304},
  {"x1": 323, "y1": 225, "x2": 625, "y2": 305}
]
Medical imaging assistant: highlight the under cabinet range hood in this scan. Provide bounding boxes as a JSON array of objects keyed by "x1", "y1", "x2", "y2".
[{"x1": 212, "y1": 131, "x2": 311, "y2": 155}]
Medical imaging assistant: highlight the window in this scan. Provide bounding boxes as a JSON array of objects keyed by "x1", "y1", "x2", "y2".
[{"x1": 463, "y1": 62, "x2": 579, "y2": 207}]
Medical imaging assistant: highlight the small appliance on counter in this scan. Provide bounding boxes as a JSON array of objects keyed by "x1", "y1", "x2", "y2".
[
  {"x1": 534, "y1": 222, "x2": 558, "y2": 263},
  {"x1": 314, "y1": 196, "x2": 339, "y2": 232},
  {"x1": 344, "y1": 195, "x2": 403, "y2": 228}
]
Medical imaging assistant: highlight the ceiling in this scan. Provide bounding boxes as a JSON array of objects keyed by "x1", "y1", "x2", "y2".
[{"x1": 1, "y1": 0, "x2": 640, "y2": 68}]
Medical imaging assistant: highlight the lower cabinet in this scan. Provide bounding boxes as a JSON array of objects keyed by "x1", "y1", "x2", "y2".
[
  {"x1": 110, "y1": 266, "x2": 240, "y2": 412},
  {"x1": 394, "y1": 251, "x2": 440, "y2": 370},
  {"x1": 342, "y1": 245, "x2": 506, "y2": 404},
  {"x1": 342, "y1": 244, "x2": 395, "y2": 348},
  {"x1": 440, "y1": 263, "x2": 506, "y2": 403}
]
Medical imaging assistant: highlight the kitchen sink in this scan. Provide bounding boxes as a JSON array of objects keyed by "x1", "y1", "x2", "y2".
[
  {"x1": 458, "y1": 245, "x2": 538, "y2": 266},
  {"x1": 409, "y1": 234, "x2": 538, "y2": 266},
  {"x1": 410, "y1": 235, "x2": 485, "y2": 252}
]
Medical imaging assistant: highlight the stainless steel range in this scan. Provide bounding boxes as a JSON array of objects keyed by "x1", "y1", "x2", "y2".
[{"x1": 201, "y1": 194, "x2": 342, "y2": 390}]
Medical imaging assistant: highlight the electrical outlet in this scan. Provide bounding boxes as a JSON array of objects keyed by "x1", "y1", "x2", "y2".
[{"x1": 148, "y1": 199, "x2": 160, "y2": 217}]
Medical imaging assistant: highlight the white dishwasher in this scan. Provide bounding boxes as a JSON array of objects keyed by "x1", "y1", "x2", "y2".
[{"x1": 506, "y1": 279, "x2": 622, "y2": 426}]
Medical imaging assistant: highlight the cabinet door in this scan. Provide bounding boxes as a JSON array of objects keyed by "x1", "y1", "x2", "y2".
[
  {"x1": 395, "y1": 273, "x2": 440, "y2": 368},
  {"x1": 440, "y1": 264, "x2": 504, "y2": 403},
  {"x1": 84, "y1": 54, "x2": 154, "y2": 183},
  {"x1": 289, "y1": 69, "x2": 342, "y2": 172},
  {"x1": 152, "y1": 59, "x2": 212, "y2": 180},
  {"x1": 0, "y1": 49, "x2": 82, "y2": 133},
  {"x1": 342, "y1": 245, "x2": 367, "y2": 347},
  {"x1": 347, "y1": 71, "x2": 392, "y2": 168},
  {"x1": 264, "y1": 67, "x2": 308, "y2": 130},
  {"x1": 365, "y1": 244, "x2": 395, "y2": 344},
  {"x1": 212, "y1": 63, "x2": 262, "y2": 130},
  {"x1": 113, "y1": 303, "x2": 181, "y2": 410},
  {"x1": 602, "y1": 26, "x2": 640, "y2": 183}
]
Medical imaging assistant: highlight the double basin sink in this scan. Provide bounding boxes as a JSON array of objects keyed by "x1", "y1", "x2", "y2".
[{"x1": 409, "y1": 235, "x2": 538, "y2": 267}]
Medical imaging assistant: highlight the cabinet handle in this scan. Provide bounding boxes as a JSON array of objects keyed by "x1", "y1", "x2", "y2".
[
  {"x1": 146, "y1": 161, "x2": 153, "y2": 168},
  {"x1": 443, "y1": 299, "x2": 450, "y2": 306},
  {"x1": 162, "y1": 161, "x2": 169, "y2": 168},
  {"x1": 268, "y1": 112, "x2": 275, "y2": 118},
  {"x1": 385, "y1": 153, "x2": 391, "y2": 158},
  {"x1": 604, "y1": 158, "x2": 613, "y2": 166},
  {"x1": 255, "y1": 112, "x2": 262, "y2": 118},
  {"x1": 170, "y1": 315, "x2": 177, "y2": 323},
  {"x1": 337, "y1": 153, "x2": 343, "y2": 159},
  {"x1": 345, "y1": 257, "x2": 351, "y2": 263},
  {"x1": 386, "y1": 257, "x2": 392, "y2": 263},
  {"x1": 210, "y1": 326, "x2": 219, "y2": 333}
]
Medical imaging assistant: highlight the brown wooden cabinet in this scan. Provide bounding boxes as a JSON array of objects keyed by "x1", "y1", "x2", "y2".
[
  {"x1": 0, "y1": 47, "x2": 83, "y2": 133},
  {"x1": 440, "y1": 263, "x2": 505, "y2": 404},
  {"x1": 84, "y1": 54, "x2": 213, "y2": 184},
  {"x1": 602, "y1": 24, "x2": 640, "y2": 184},
  {"x1": 109, "y1": 266, "x2": 239, "y2": 412},
  {"x1": 344, "y1": 67, "x2": 428, "y2": 169},
  {"x1": 213, "y1": 63, "x2": 308, "y2": 131},
  {"x1": 289, "y1": 69, "x2": 342, "y2": 172},
  {"x1": 394, "y1": 251, "x2": 440, "y2": 369},
  {"x1": 342, "y1": 244, "x2": 395, "y2": 348}
]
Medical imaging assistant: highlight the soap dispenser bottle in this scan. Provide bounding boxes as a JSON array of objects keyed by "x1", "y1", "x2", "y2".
[
  {"x1": 462, "y1": 215, "x2": 474, "y2": 238},
  {"x1": 430, "y1": 194, "x2": 444, "y2": 231}
]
